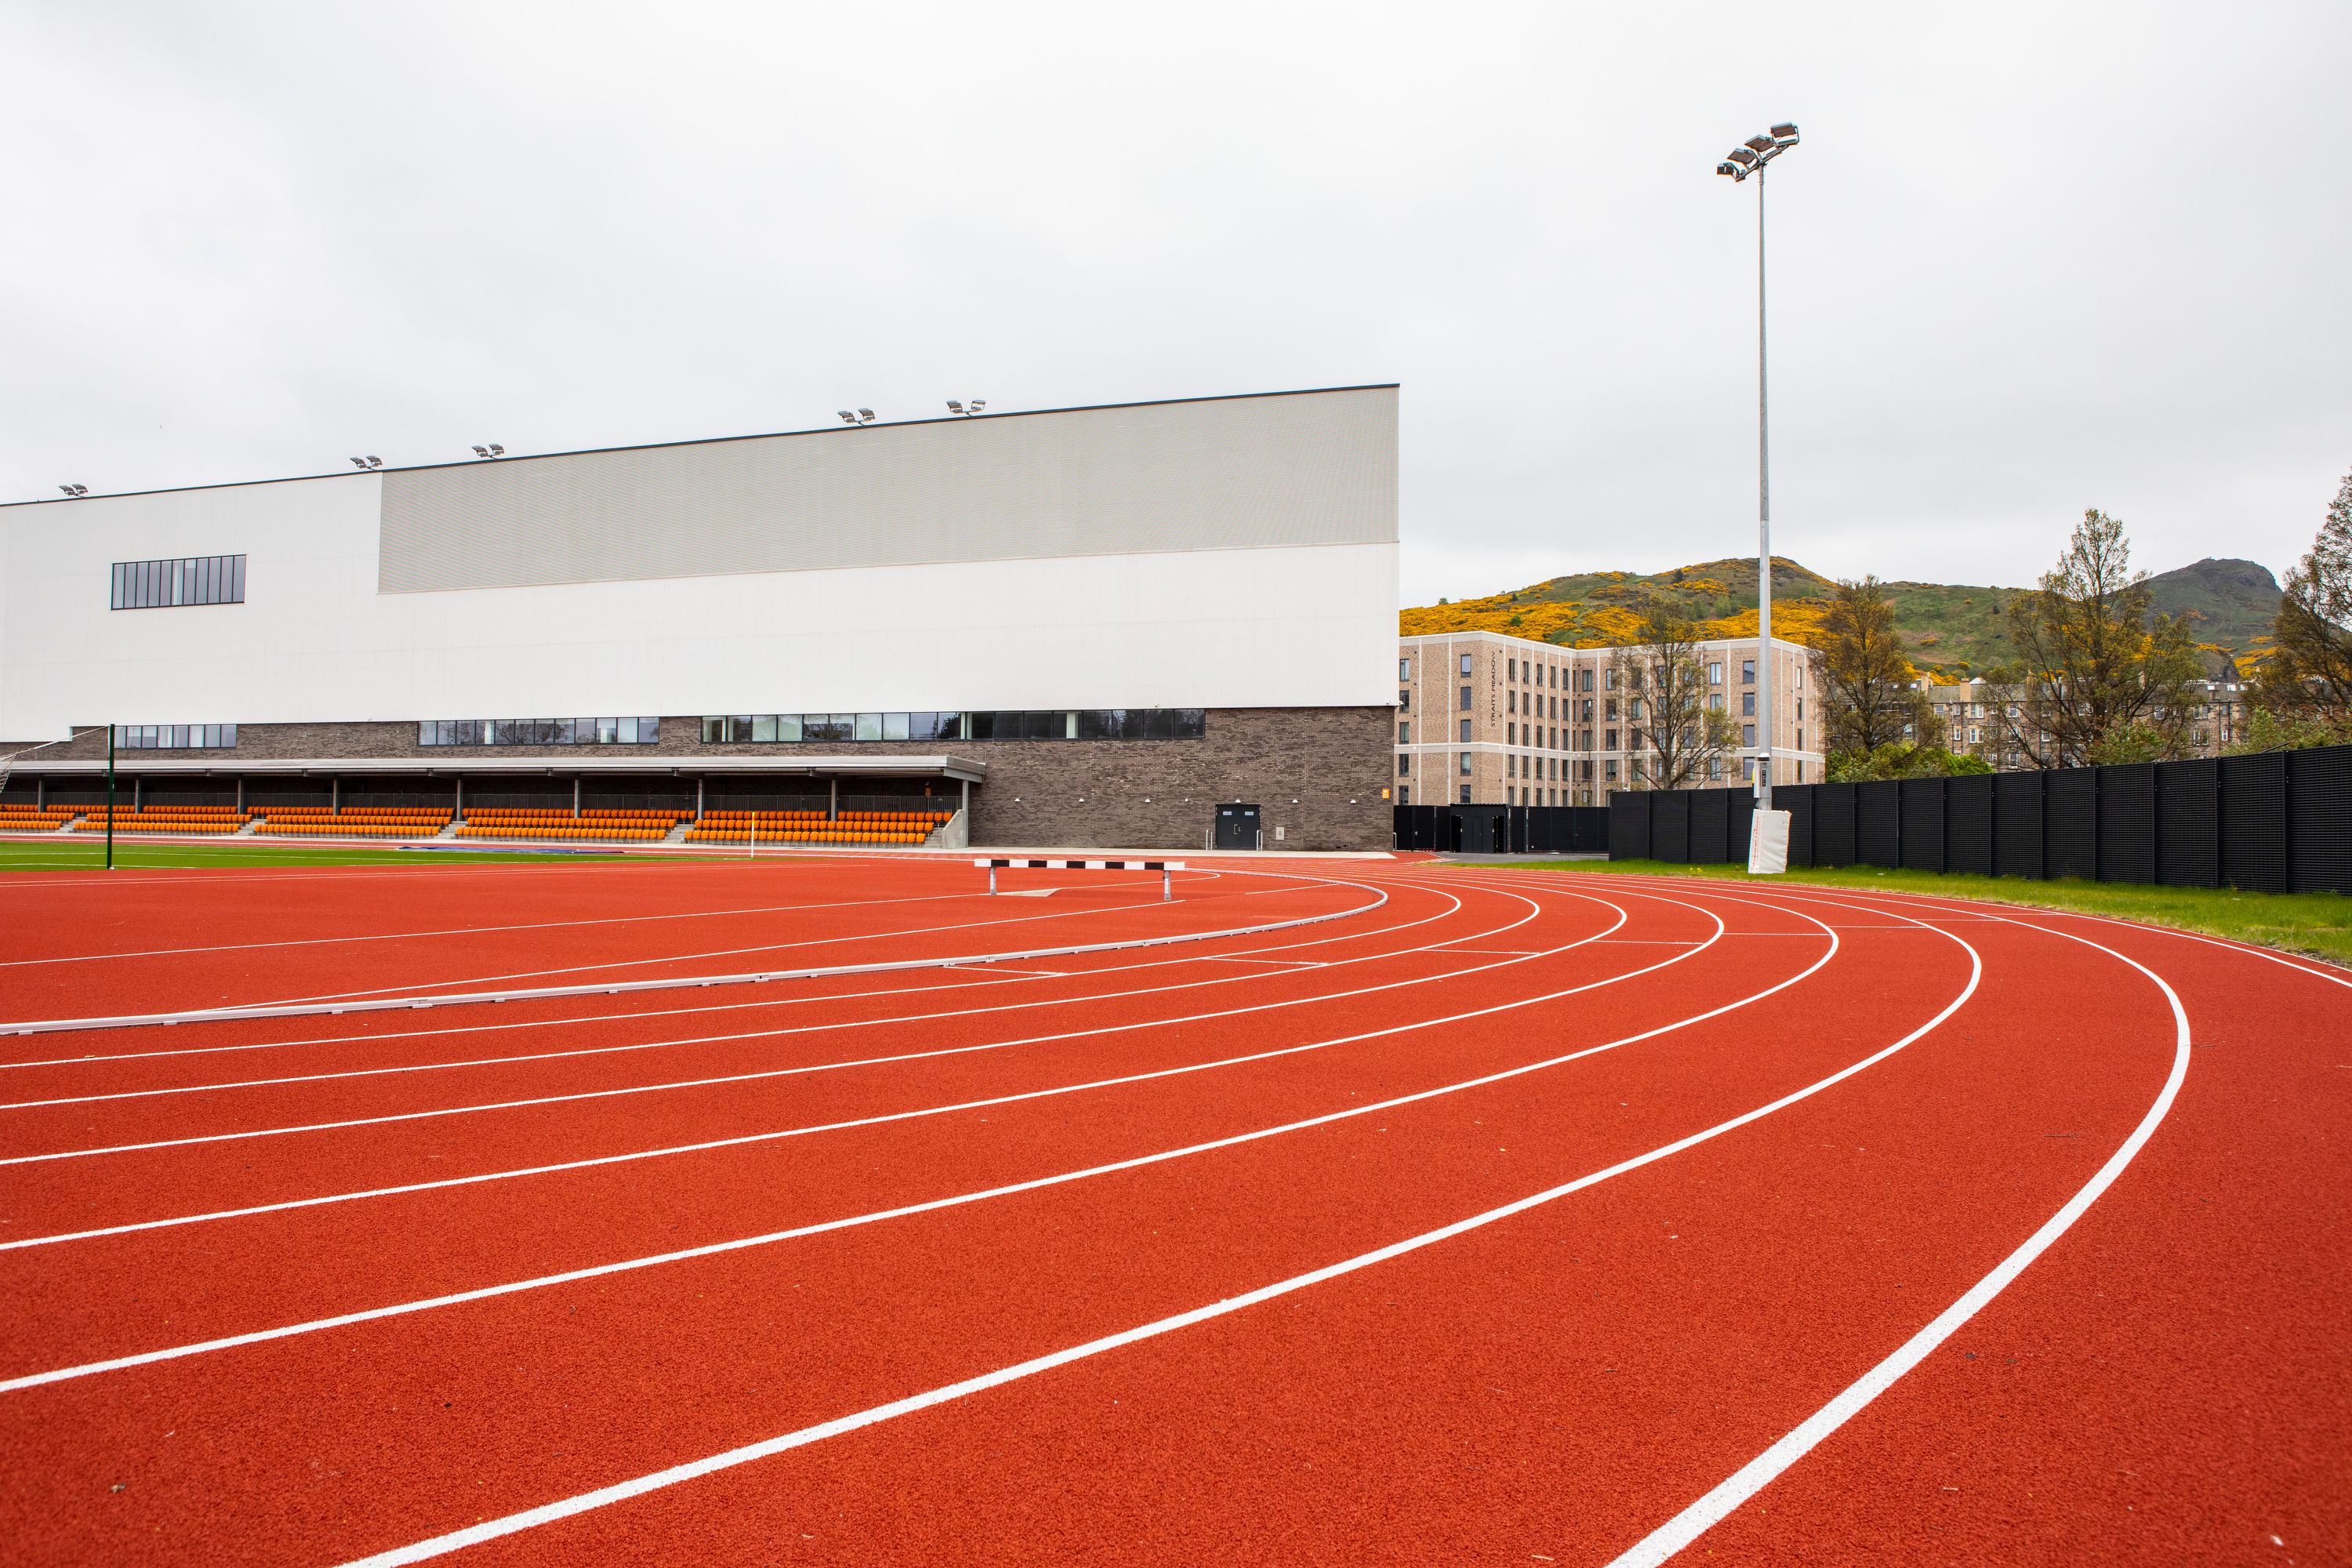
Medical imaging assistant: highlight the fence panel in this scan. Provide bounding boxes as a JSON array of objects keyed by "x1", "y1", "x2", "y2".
[
  {"x1": 2096, "y1": 764, "x2": 2156, "y2": 885},
  {"x1": 1945, "y1": 773, "x2": 1994, "y2": 876},
  {"x1": 1690, "y1": 789, "x2": 1730, "y2": 864},
  {"x1": 1609, "y1": 792, "x2": 1651, "y2": 861},
  {"x1": 1780, "y1": 783, "x2": 1816, "y2": 867},
  {"x1": 1853, "y1": 780, "x2": 1900, "y2": 868},
  {"x1": 2218, "y1": 752, "x2": 2288, "y2": 893},
  {"x1": 1993, "y1": 771, "x2": 2043, "y2": 879},
  {"x1": 1727, "y1": 789, "x2": 1755, "y2": 866},
  {"x1": 1899, "y1": 777, "x2": 1946, "y2": 873},
  {"x1": 1814, "y1": 782, "x2": 1857, "y2": 868},
  {"x1": 1653, "y1": 790, "x2": 1691, "y2": 862},
  {"x1": 2154, "y1": 759, "x2": 2218, "y2": 887},
  {"x1": 2045, "y1": 769, "x2": 2096, "y2": 880},
  {"x1": 2285, "y1": 745, "x2": 2352, "y2": 894}
]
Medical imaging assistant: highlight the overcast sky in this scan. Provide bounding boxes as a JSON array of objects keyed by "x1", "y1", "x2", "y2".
[{"x1": 4, "y1": 2, "x2": 2346, "y2": 606}]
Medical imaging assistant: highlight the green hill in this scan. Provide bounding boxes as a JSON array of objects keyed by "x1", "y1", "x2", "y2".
[{"x1": 1401, "y1": 556, "x2": 2282, "y2": 679}]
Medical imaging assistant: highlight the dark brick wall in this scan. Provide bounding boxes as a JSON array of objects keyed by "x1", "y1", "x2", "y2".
[{"x1": 34, "y1": 707, "x2": 1396, "y2": 851}]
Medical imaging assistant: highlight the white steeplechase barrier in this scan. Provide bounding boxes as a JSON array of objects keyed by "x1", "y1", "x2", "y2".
[{"x1": 976, "y1": 857, "x2": 1185, "y2": 902}]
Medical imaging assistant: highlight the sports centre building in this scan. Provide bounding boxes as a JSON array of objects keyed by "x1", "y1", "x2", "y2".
[{"x1": 0, "y1": 386, "x2": 1399, "y2": 851}]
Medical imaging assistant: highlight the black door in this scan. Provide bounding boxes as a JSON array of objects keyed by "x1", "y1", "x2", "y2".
[
  {"x1": 1447, "y1": 812, "x2": 1465, "y2": 852},
  {"x1": 1214, "y1": 804, "x2": 1261, "y2": 850}
]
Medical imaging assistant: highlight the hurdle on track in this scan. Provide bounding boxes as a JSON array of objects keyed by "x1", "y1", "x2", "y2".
[{"x1": 976, "y1": 857, "x2": 1185, "y2": 901}]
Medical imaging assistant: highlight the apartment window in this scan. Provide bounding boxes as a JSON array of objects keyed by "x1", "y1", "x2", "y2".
[
  {"x1": 1398, "y1": 721, "x2": 1411, "y2": 745},
  {"x1": 1796, "y1": 728, "x2": 1803, "y2": 750},
  {"x1": 1743, "y1": 692, "x2": 1756, "y2": 717},
  {"x1": 1604, "y1": 759, "x2": 1619, "y2": 782},
  {"x1": 1399, "y1": 753, "x2": 1410, "y2": 775},
  {"x1": 1399, "y1": 658, "x2": 1411, "y2": 681},
  {"x1": 1507, "y1": 720, "x2": 1515, "y2": 743},
  {"x1": 1507, "y1": 754, "x2": 1516, "y2": 777},
  {"x1": 112, "y1": 724, "x2": 237, "y2": 750},
  {"x1": 1604, "y1": 728, "x2": 1619, "y2": 750},
  {"x1": 1459, "y1": 686, "x2": 1472, "y2": 710},
  {"x1": 1508, "y1": 658, "x2": 1516, "y2": 680},
  {"x1": 1742, "y1": 659, "x2": 1755, "y2": 684},
  {"x1": 1604, "y1": 699, "x2": 1618, "y2": 720},
  {"x1": 1459, "y1": 719, "x2": 1472, "y2": 742},
  {"x1": 1459, "y1": 785, "x2": 1472, "y2": 804},
  {"x1": 1741, "y1": 724, "x2": 1756, "y2": 748},
  {"x1": 1459, "y1": 752, "x2": 1472, "y2": 775},
  {"x1": 111, "y1": 554, "x2": 246, "y2": 610},
  {"x1": 429, "y1": 717, "x2": 659, "y2": 746},
  {"x1": 1604, "y1": 668, "x2": 1619, "y2": 691},
  {"x1": 1796, "y1": 697, "x2": 1804, "y2": 721},
  {"x1": 1399, "y1": 688, "x2": 1410, "y2": 712},
  {"x1": 1708, "y1": 758, "x2": 1722, "y2": 780},
  {"x1": 1707, "y1": 662, "x2": 1723, "y2": 685},
  {"x1": 1460, "y1": 654, "x2": 1473, "y2": 677},
  {"x1": 1708, "y1": 693, "x2": 1724, "y2": 710},
  {"x1": 1398, "y1": 786, "x2": 1410, "y2": 805},
  {"x1": 1508, "y1": 691, "x2": 1517, "y2": 715},
  {"x1": 1578, "y1": 669, "x2": 1594, "y2": 691},
  {"x1": 1795, "y1": 760, "x2": 1805, "y2": 781}
]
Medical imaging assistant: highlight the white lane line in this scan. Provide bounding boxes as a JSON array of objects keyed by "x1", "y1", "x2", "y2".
[
  {"x1": 6, "y1": 884, "x2": 1836, "y2": 1391},
  {"x1": 0, "y1": 874, "x2": 1385, "y2": 1038},
  {"x1": 0, "y1": 880, "x2": 1459, "y2": 1073},
  {"x1": 0, "y1": 890, "x2": 1577, "y2": 1226},
  {"x1": 1604, "y1": 895, "x2": 2190, "y2": 1568},
  {"x1": 328, "y1": 906, "x2": 1974, "y2": 1568},
  {"x1": 0, "y1": 884, "x2": 1552, "y2": 1166},
  {"x1": 0, "y1": 891, "x2": 977, "y2": 971}
]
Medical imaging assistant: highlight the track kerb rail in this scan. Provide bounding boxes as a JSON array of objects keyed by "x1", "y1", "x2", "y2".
[{"x1": 976, "y1": 857, "x2": 1185, "y2": 902}]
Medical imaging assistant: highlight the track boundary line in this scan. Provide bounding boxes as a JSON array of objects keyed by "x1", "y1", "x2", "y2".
[
  {"x1": 0, "y1": 870, "x2": 1385, "y2": 1038},
  {"x1": 1603, "y1": 885, "x2": 2193, "y2": 1566},
  {"x1": 323, "y1": 892, "x2": 1976, "y2": 1568}
]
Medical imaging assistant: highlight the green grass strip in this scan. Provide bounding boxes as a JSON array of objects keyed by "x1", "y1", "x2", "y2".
[
  {"x1": 0, "y1": 840, "x2": 645, "y2": 871},
  {"x1": 1482, "y1": 858, "x2": 2352, "y2": 968}
]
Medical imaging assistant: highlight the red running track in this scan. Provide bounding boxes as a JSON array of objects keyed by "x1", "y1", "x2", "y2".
[{"x1": 0, "y1": 855, "x2": 2343, "y2": 1566}]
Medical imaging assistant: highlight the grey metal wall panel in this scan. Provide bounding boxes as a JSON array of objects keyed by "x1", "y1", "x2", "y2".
[
  {"x1": 379, "y1": 387, "x2": 1399, "y2": 593},
  {"x1": 1689, "y1": 788, "x2": 1730, "y2": 863},
  {"x1": 1781, "y1": 783, "x2": 1815, "y2": 866},
  {"x1": 1609, "y1": 792, "x2": 1651, "y2": 860},
  {"x1": 1653, "y1": 791, "x2": 1690, "y2": 862},
  {"x1": 1814, "y1": 782, "x2": 1857, "y2": 868},
  {"x1": 2218, "y1": 752, "x2": 2288, "y2": 892},
  {"x1": 1993, "y1": 771, "x2": 2042, "y2": 879},
  {"x1": 2045, "y1": 768, "x2": 2097, "y2": 880}
]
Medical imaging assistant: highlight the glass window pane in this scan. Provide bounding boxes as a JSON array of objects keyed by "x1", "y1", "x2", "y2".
[
  {"x1": 777, "y1": 714, "x2": 802, "y2": 742},
  {"x1": 967, "y1": 712, "x2": 997, "y2": 741},
  {"x1": 882, "y1": 712, "x2": 909, "y2": 742},
  {"x1": 855, "y1": 713, "x2": 882, "y2": 742},
  {"x1": 752, "y1": 715, "x2": 778, "y2": 742},
  {"x1": 1076, "y1": 710, "x2": 1112, "y2": 741},
  {"x1": 637, "y1": 717, "x2": 658, "y2": 743},
  {"x1": 223, "y1": 724, "x2": 236, "y2": 747},
  {"x1": 231, "y1": 555, "x2": 246, "y2": 602},
  {"x1": 1177, "y1": 709, "x2": 1205, "y2": 739}
]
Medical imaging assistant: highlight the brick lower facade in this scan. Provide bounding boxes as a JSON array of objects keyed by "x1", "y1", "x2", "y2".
[{"x1": 22, "y1": 707, "x2": 1396, "y2": 852}]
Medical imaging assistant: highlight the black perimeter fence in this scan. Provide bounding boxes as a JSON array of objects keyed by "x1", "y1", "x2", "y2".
[
  {"x1": 1394, "y1": 804, "x2": 1612, "y2": 855},
  {"x1": 1604, "y1": 745, "x2": 2352, "y2": 895}
]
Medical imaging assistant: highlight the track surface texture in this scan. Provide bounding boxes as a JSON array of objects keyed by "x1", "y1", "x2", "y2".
[{"x1": 0, "y1": 854, "x2": 2343, "y2": 1566}]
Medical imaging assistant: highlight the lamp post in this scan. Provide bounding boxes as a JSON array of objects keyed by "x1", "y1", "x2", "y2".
[{"x1": 1718, "y1": 122, "x2": 1798, "y2": 809}]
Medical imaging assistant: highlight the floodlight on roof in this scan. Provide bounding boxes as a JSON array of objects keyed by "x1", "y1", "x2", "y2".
[
  {"x1": 1718, "y1": 162, "x2": 1743, "y2": 179},
  {"x1": 1771, "y1": 122, "x2": 1798, "y2": 143},
  {"x1": 1727, "y1": 147, "x2": 1758, "y2": 167},
  {"x1": 1745, "y1": 134, "x2": 1777, "y2": 154},
  {"x1": 350, "y1": 457, "x2": 368, "y2": 469},
  {"x1": 471, "y1": 445, "x2": 489, "y2": 458},
  {"x1": 488, "y1": 444, "x2": 503, "y2": 456},
  {"x1": 946, "y1": 400, "x2": 964, "y2": 412},
  {"x1": 969, "y1": 400, "x2": 985, "y2": 413},
  {"x1": 856, "y1": 408, "x2": 874, "y2": 422},
  {"x1": 837, "y1": 410, "x2": 856, "y2": 423},
  {"x1": 58, "y1": 484, "x2": 87, "y2": 497}
]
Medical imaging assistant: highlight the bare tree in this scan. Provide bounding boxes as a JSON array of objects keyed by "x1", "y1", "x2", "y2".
[
  {"x1": 1811, "y1": 575, "x2": 1933, "y2": 760},
  {"x1": 1986, "y1": 509, "x2": 2201, "y2": 768},
  {"x1": 2257, "y1": 465, "x2": 2352, "y2": 726},
  {"x1": 1609, "y1": 591, "x2": 1740, "y2": 790}
]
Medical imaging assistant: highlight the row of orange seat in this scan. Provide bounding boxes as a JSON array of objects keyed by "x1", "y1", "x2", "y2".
[{"x1": 456, "y1": 826, "x2": 670, "y2": 841}]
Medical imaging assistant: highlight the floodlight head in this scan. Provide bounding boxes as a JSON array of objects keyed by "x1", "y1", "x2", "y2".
[
  {"x1": 969, "y1": 400, "x2": 985, "y2": 412},
  {"x1": 1727, "y1": 147, "x2": 1757, "y2": 167},
  {"x1": 856, "y1": 408, "x2": 874, "y2": 422},
  {"x1": 488, "y1": 444, "x2": 504, "y2": 456},
  {"x1": 365, "y1": 456, "x2": 382, "y2": 468},
  {"x1": 1770, "y1": 122, "x2": 1798, "y2": 144},
  {"x1": 1717, "y1": 162, "x2": 1742, "y2": 178},
  {"x1": 472, "y1": 445, "x2": 489, "y2": 457},
  {"x1": 1745, "y1": 134, "x2": 1777, "y2": 154},
  {"x1": 350, "y1": 457, "x2": 368, "y2": 469},
  {"x1": 946, "y1": 400, "x2": 964, "y2": 412},
  {"x1": 837, "y1": 410, "x2": 856, "y2": 423},
  {"x1": 59, "y1": 485, "x2": 86, "y2": 496}
]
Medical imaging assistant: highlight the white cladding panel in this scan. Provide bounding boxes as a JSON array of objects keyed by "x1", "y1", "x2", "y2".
[
  {"x1": 379, "y1": 387, "x2": 1397, "y2": 593},
  {"x1": 0, "y1": 393, "x2": 1399, "y2": 737}
]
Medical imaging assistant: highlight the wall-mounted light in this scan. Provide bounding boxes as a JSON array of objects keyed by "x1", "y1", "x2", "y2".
[
  {"x1": 470, "y1": 444, "x2": 506, "y2": 459},
  {"x1": 56, "y1": 484, "x2": 88, "y2": 497},
  {"x1": 349, "y1": 456, "x2": 383, "y2": 470},
  {"x1": 946, "y1": 399, "x2": 988, "y2": 416},
  {"x1": 837, "y1": 408, "x2": 876, "y2": 426}
]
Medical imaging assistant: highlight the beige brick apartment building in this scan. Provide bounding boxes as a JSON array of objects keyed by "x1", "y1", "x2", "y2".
[
  {"x1": 1397, "y1": 630, "x2": 1823, "y2": 806},
  {"x1": 1921, "y1": 676, "x2": 2252, "y2": 767}
]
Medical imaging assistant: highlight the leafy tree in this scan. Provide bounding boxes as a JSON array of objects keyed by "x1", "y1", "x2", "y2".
[
  {"x1": 1811, "y1": 575, "x2": 1934, "y2": 754},
  {"x1": 2225, "y1": 706, "x2": 2352, "y2": 756},
  {"x1": 1985, "y1": 510, "x2": 2202, "y2": 768},
  {"x1": 2256, "y1": 466, "x2": 2352, "y2": 724},
  {"x1": 1825, "y1": 743, "x2": 1993, "y2": 782},
  {"x1": 1608, "y1": 591, "x2": 1740, "y2": 790}
]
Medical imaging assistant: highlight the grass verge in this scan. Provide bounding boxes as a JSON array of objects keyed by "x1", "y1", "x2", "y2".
[
  {"x1": 1491, "y1": 858, "x2": 2352, "y2": 968},
  {"x1": 0, "y1": 839, "x2": 641, "y2": 870}
]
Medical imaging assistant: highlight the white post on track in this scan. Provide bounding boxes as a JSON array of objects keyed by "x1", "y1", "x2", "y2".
[
  {"x1": 1163, "y1": 866, "x2": 1172, "y2": 902},
  {"x1": 988, "y1": 862, "x2": 997, "y2": 895}
]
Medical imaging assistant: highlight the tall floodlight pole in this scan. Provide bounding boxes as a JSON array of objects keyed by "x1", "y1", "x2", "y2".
[
  {"x1": 1718, "y1": 122, "x2": 1798, "y2": 809},
  {"x1": 105, "y1": 724, "x2": 117, "y2": 871}
]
